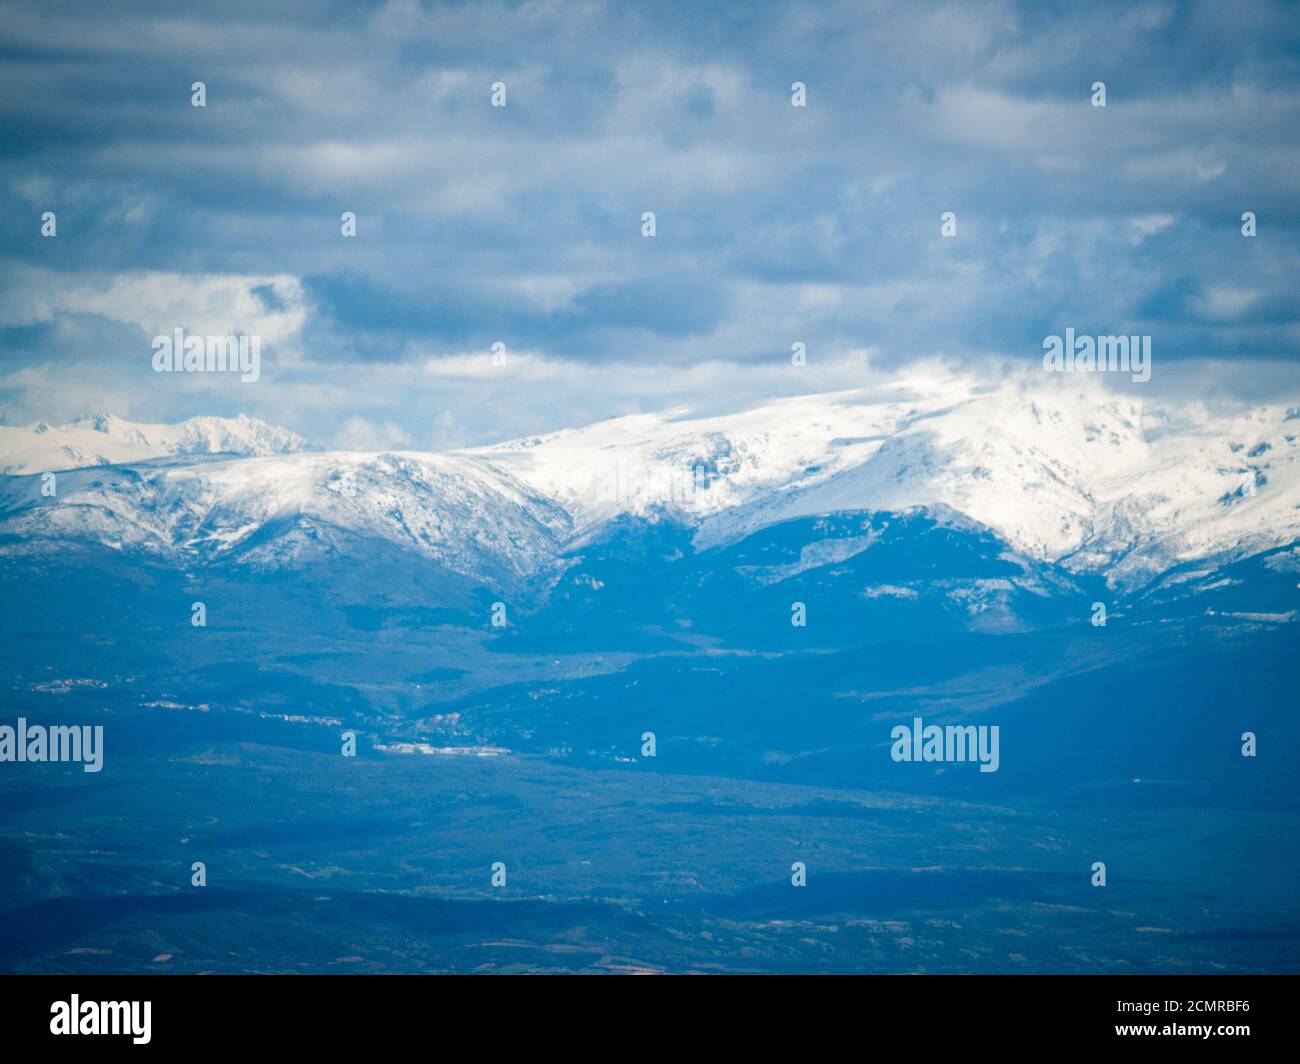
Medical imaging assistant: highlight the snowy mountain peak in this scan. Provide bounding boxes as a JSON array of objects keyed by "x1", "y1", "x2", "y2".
[
  {"x1": 1, "y1": 378, "x2": 1298, "y2": 591},
  {"x1": 473, "y1": 377, "x2": 1300, "y2": 584},
  {"x1": 0, "y1": 413, "x2": 314, "y2": 474}
]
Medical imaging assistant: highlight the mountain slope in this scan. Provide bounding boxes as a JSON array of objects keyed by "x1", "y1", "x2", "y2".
[
  {"x1": 1, "y1": 378, "x2": 1298, "y2": 594},
  {"x1": 0, "y1": 451, "x2": 570, "y2": 592},
  {"x1": 0, "y1": 413, "x2": 313, "y2": 474},
  {"x1": 477, "y1": 379, "x2": 1300, "y2": 588}
]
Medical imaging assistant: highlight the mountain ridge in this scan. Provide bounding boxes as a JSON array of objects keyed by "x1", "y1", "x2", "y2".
[
  {"x1": 2, "y1": 380, "x2": 1297, "y2": 593},
  {"x1": 0, "y1": 412, "x2": 314, "y2": 474}
]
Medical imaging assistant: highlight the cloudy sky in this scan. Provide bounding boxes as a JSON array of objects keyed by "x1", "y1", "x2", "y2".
[{"x1": 2, "y1": 0, "x2": 1298, "y2": 450}]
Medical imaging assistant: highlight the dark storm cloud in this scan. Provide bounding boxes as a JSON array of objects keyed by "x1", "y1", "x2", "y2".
[{"x1": 1, "y1": 0, "x2": 1298, "y2": 442}]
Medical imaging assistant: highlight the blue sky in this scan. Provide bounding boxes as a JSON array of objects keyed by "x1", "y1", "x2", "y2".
[{"x1": 2, "y1": 0, "x2": 1298, "y2": 449}]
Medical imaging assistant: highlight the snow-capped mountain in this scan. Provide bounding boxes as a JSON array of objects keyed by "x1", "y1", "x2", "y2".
[
  {"x1": 479, "y1": 377, "x2": 1300, "y2": 587},
  {"x1": 0, "y1": 450, "x2": 569, "y2": 590},
  {"x1": 1, "y1": 378, "x2": 1297, "y2": 592},
  {"x1": 0, "y1": 413, "x2": 313, "y2": 474}
]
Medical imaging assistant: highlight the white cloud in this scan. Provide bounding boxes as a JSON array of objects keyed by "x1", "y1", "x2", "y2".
[
  {"x1": 330, "y1": 416, "x2": 414, "y2": 451},
  {"x1": 0, "y1": 267, "x2": 307, "y2": 348}
]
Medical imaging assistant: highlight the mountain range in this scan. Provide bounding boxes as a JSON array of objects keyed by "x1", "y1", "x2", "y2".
[
  {"x1": 0, "y1": 412, "x2": 313, "y2": 475},
  {"x1": 3, "y1": 376, "x2": 1300, "y2": 974},
  {"x1": 2, "y1": 377, "x2": 1297, "y2": 600}
]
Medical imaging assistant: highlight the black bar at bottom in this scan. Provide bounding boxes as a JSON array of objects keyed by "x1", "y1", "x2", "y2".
[{"x1": 0, "y1": 973, "x2": 1289, "y2": 1052}]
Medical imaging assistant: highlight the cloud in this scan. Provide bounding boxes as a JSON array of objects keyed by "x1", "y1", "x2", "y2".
[
  {"x1": 330, "y1": 415, "x2": 414, "y2": 451},
  {"x1": 0, "y1": 0, "x2": 1297, "y2": 446},
  {"x1": 0, "y1": 266, "x2": 306, "y2": 343}
]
